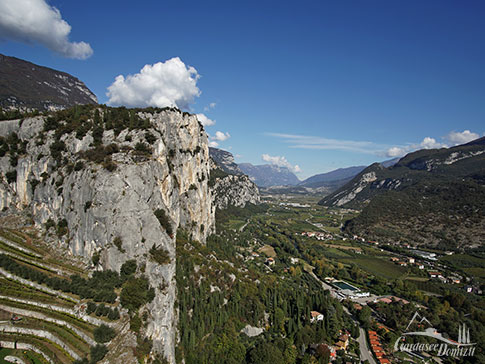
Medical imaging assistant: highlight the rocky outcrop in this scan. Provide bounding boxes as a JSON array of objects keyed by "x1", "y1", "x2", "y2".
[
  {"x1": 0, "y1": 108, "x2": 215, "y2": 362},
  {"x1": 0, "y1": 106, "x2": 262, "y2": 362},
  {"x1": 211, "y1": 173, "x2": 260, "y2": 209},
  {"x1": 331, "y1": 171, "x2": 377, "y2": 206},
  {"x1": 241, "y1": 324, "x2": 264, "y2": 337},
  {"x1": 208, "y1": 151, "x2": 260, "y2": 209},
  {"x1": 209, "y1": 147, "x2": 243, "y2": 174}
]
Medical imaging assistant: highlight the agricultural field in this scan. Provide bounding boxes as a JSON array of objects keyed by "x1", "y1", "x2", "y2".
[
  {"x1": 0, "y1": 226, "x2": 128, "y2": 364},
  {"x1": 341, "y1": 256, "x2": 408, "y2": 279}
]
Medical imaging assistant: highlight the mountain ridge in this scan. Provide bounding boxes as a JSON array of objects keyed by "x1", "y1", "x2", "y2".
[
  {"x1": 0, "y1": 53, "x2": 98, "y2": 111},
  {"x1": 320, "y1": 138, "x2": 485, "y2": 249},
  {"x1": 238, "y1": 163, "x2": 300, "y2": 187},
  {"x1": 298, "y1": 165, "x2": 366, "y2": 189}
]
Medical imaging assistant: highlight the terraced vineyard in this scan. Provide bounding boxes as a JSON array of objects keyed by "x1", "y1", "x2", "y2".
[{"x1": 0, "y1": 227, "x2": 124, "y2": 364}]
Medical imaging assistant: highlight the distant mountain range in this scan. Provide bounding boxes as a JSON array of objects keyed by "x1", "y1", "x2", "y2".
[
  {"x1": 0, "y1": 53, "x2": 97, "y2": 111},
  {"x1": 208, "y1": 148, "x2": 298, "y2": 188},
  {"x1": 320, "y1": 137, "x2": 485, "y2": 249},
  {"x1": 298, "y1": 166, "x2": 367, "y2": 189},
  {"x1": 238, "y1": 163, "x2": 300, "y2": 187},
  {"x1": 209, "y1": 146, "x2": 399, "y2": 193}
]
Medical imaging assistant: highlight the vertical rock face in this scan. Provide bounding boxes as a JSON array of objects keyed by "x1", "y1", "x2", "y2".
[
  {"x1": 208, "y1": 151, "x2": 261, "y2": 209},
  {"x1": 211, "y1": 171, "x2": 260, "y2": 209},
  {"x1": 208, "y1": 147, "x2": 243, "y2": 175},
  {"x1": 0, "y1": 108, "x2": 215, "y2": 362}
]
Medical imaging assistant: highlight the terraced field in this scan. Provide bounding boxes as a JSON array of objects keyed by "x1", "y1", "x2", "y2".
[{"x1": 0, "y1": 228, "x2": 123, "y2": 364}]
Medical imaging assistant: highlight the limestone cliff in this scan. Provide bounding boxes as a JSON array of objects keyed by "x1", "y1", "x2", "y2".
[
  {"x1": 0, "y1": 106, "x2": 215, "y2": 362},
  {"x1": 210, "y1": 166, "x2": 260, "y2": 209},
  {"x1": 209, "y1": 151, "x2": 260, "y2": 209}
]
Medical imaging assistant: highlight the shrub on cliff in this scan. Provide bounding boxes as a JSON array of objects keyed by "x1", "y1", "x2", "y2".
[{"x1": 154, "y1": 208, "x2": 173, "y2": 236}]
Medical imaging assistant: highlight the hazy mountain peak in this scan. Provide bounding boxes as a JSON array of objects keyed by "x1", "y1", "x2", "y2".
[{"x1": 238, "y1": 163, "x2": 300, "y2": 187}]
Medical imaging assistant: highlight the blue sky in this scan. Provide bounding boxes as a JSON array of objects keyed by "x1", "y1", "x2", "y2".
[{"x1": 1, "y1": 1, "x2": 484, "y2": 179}]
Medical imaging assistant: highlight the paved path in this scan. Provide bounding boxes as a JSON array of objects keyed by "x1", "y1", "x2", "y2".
[
  {"x1": 358, "y1": 327, "x2": 377, "y2": 364},
  {"x1": 239, "y1": 219, "x2": 249, "y2": 232}
]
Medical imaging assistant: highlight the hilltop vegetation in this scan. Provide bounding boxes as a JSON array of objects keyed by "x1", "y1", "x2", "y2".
[
  {"x1": 344, "y1": 176, "x2": 485, "y2": 250},
  {"x1": 320, "y1": 141, "x2": 485, "y2": 249}
]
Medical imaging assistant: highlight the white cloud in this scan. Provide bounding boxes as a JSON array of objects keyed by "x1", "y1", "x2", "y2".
[
  {"x1": 107, "y1": 57, "x2": 200, "y2": 109},
  {"x1": 212, "y1": 131, "x2": 230, "y2": 141},
  {"x1": 446, "y1": 130, "x2": 480, "y2": 145},
  {"x1": 196, "y1": 113, "x2": 215, "y2": 127},
  {"x1": 385, "y1": 136, "x2": 447, "y2": 158},
  {"x1": 262, "y1": 154, "x2": 301, "y2": 173},
  {"x1": 267, "y1": 133, "x2": 383, "y2": 154},
  {"x1": 386, "y1": 147, "x2": 407, "y2": 158},
  {"x1": 208, "y1": 131, "x2": 230, "y2": 147},
  {"x1": 420, "y1": 137, "x2": 444, "y2": 149},
  {"x1": 269, "y1": 129, "x2": 481, "y2": 161},
  {"x1": 0, "y1": 0, "x2": 92, "y2": 59}
]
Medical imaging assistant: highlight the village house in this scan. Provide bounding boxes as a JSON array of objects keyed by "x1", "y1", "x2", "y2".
[
  {"x1": 310, "y1": 310, "x2": 324, "y2": 323},
  {"x1": 428, "y1": 271, "x2": 442, "y2": 278},
  {"x1": 301, "y1": 231, "x2": 332, "y2": 240},
  {"x1": 336, "y1": 333, "x2": 349, "y2": 351}
]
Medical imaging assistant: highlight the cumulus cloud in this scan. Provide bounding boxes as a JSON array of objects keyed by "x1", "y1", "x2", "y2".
[
  {"x1": 207, "y1": 131, "x2": 230, "y2": 148},
  {"x1": 385, "y1": 130, "x2": 481, "y2": 158},
  {"x1": 420, "y1": 137, "x2": 444, "y2": 149},
  {"x1": 385, "y1": 136, "x2": 449, "y2": 158},
  {"x1": 196, "y1": 113, "x2": 215, "y2": 127},
  {"x1": 0, "y1": 0, "x2": 92, "y2": 59},
  {"x1": 212, "y1": 131, "x2": 230, "y2": 141},
  {"x1": 386, "y1": 147, "x2": 407, "y2": 158},
  {"x1": 262, "y1": 154, "x2": 301, "y2": 173},
  {"x1": 107, "y1": 57, "x2": 201, "y2": 109},
  {"x1": 385, "y1": 137, "x2": 447, "y2": 158},
  {"x1": 446, "y1": 130, "x2": 480, "y2": 145}
]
